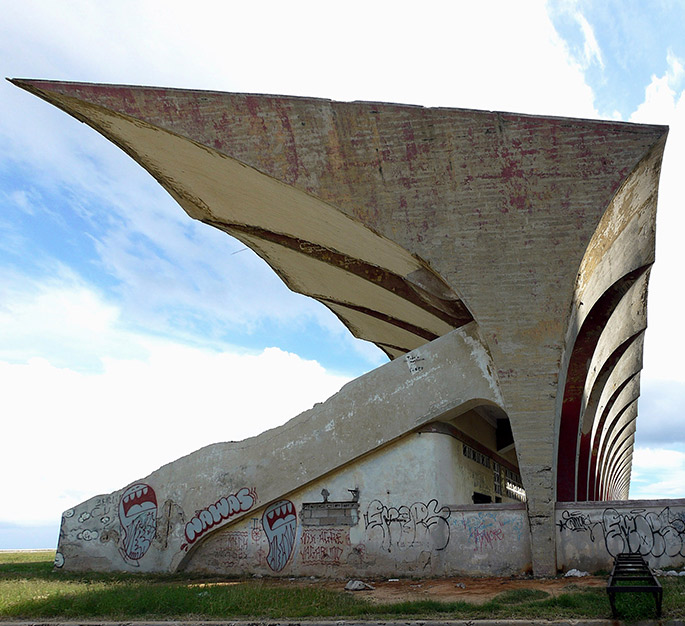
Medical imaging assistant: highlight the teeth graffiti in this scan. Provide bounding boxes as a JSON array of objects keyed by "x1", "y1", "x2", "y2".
[
  {"x1": 262, "y1": 499, "x2": 297, "y2": 572},
  {"x1": 121, "y1": 482, "x2": 158, "y2": 517},
  {"x1": 118, "y1": 483, "x2": 157, "y2": 563}
]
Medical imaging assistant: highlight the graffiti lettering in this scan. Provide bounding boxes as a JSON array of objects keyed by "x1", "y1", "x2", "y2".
[
  {"x1": 263, "y1": 499, "x2": 297, "y2": 571},
  {"x1": 184, "y1": 487, "x2": 256, "y2": 544},
  {"x1": 300, "y1": 528, "x2": 349, "y2": 566},
  {"x1": 461, "y1": 512, "x2": 507, "y2": 551},
  {"x1": 603, "y1": 507, "x2": 685, "y2": 558},
  {"x1": 556, "y1": 510, "x2": 596, "y2": 541},
  {"x1": 472, "y1": 526, "x2": 503, "y2": 550},
  {"x1": 221, "y1": 531, "x2": 249, "y2": 565},
  {"x1": 301, "y1": 544, "x2": 344, "y2": 565},
  {"x1": 557, "y1": 506, "x2": 685, "y2": 559},
  {"x1": 95, "y1": 495, "x2": 117, "y2": 506},
  {"x1": 364, "y1": 499, "x2": 450, "y2": 551}
]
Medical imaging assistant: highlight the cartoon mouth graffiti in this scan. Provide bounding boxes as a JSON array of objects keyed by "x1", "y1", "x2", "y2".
[
  {"x1": 119, "y1": 483, "x2": 157, "y2": 563},
  {"x1": 262, "y1": 499, "x2": 297, "y2": 571}
]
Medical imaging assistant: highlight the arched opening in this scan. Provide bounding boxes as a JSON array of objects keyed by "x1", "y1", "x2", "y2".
[{"x1": 419, "y1": 404, "x2": 524, "y2": 505}]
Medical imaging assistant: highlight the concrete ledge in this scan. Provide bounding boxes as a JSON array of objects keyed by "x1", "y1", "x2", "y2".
[
  {"x1": 449, "y1": 502, "x2": 527, "y2": 512},
  {"x1": 556, "y1": 498, "x2": 685, "y2": 509}
]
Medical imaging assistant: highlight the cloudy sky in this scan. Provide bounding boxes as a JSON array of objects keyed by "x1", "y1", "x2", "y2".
[{"x1": 1, "y1": 0, "x2": 684, "y2": 549}]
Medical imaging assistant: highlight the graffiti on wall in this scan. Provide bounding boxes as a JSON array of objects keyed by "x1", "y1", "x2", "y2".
[
  {"x1": 364, "y1": 499, "x2": 450, "y2": 552},
  {"x1": 558, "y1": 507, "x2": 685, "y2": 558},
  {"x1": 461, "y1": 512, "x2": 503, "y2": 552},
  {"x1": 457, "y1": 511, "x2": 523, "y2": 552},
  {"x1": 300, "y1": 528, "x2": 349, "y2": 566},
  {"x1": 406, "y1": 353, "x2": 426, "y2": 374},
  {"x1": 263, "y1": 499, "x2": 297, "y2": 571},
  {"x1": 59, "y1": 495, "x2": 122, "y2": 568},
  {"x1": 119, "y1": 483, "x2": 158, "y2": 564},
  {"x1": 184, "y1": 487, "x2": 256, "y2": 546},
  {"x1": 556, "y1": 510, "x2": 597, "y2": 541},
  {"x1": 221, "y1": 531, "x2": 249, "y2": 565}
]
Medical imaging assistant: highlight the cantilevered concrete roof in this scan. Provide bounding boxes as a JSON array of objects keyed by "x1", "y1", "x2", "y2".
[{"x1": 12, "y1": 79, "x2": 668, "y2": 576}]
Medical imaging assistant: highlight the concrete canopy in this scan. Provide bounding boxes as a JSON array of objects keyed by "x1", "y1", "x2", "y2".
[{"x1": 12, "y1": 79, "x2": 668, "y2": 576}]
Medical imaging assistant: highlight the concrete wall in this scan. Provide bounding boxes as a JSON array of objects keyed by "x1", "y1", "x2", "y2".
[
  {"x1": 183, "y1": 432, "x2": 531, "y2": 577},
  {"x1": 556, "y1": 499, "x2": 685, "y2": 572}
]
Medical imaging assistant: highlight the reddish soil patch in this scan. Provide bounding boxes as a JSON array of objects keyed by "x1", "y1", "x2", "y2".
[{"x1": 294, "y1": 575, "x2": 606, "y2": 604}]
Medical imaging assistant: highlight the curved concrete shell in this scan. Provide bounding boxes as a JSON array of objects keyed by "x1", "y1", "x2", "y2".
[{"x1": 12, "y1": 79, "x2": 668, "y2": 576}]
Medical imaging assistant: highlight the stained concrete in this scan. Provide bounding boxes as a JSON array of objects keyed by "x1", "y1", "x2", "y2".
[{"x1": 12, "y1": 80, "x2": 668, "y2": 576}]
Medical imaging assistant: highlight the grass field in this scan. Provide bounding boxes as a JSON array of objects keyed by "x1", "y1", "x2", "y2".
[{"x1": 1, "y1": 551, "x2": 683, "y2": 621}]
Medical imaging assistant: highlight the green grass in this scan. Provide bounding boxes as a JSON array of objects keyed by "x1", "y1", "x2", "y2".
[{"x1": 1, "y1": 550, "x2": 683, "y2": 621}]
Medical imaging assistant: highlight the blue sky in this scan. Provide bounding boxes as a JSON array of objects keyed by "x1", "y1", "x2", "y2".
[{"x1": 1, "y1": 0, "x2": 684, "y2": 549}]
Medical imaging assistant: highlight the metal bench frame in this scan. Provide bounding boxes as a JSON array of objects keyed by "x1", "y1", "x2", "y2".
[{"x1": 607, "y1": 552, "x2": 663, "y2": 618}]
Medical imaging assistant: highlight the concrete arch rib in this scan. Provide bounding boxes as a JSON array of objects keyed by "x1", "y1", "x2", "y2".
[
  {"x1": 607, "y1": 445, "x2": 635, "y2": 500},
  {"x1": 13, "y1": 80, "x2": 472, "y2": 358},
  {"x1": 614, "y1": 456, "x2": 634, "y2": 499},
  {"x1": 597, "y1": 398, "x2": 639, "y2": 498},
  {"x1": 586, "y1": 338, "x2": 643, "y2": 500},
  {"x1": 606, "y1": 422, "x2": 637, "y2": 485},
  {"x1": 601, "y1": 413, "x2": 637, "y2": 499},
  {"x1": 602, "y1": 410, "x2": 638, "y2": 494},
  {"x1": 557, "y1": 267, "x2": 649, "y2": 501},
  {"x1": 574, "y1": 271, "x2": 648, "y2": 502},
  {"x1": 555, "y1": 135, "x2": 666, "y2": 503},
  {"x1": 604, "y1": 407, "x2": 638, "y2": 481},
  {"x1": 590, "y1": 375, "x2": 641, "y2": 499},
  {"x1": 575, "y1": 333, "x2": 643, "y2": 501}
]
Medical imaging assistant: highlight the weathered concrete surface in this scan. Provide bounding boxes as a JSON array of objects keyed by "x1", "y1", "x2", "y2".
[
  {"x1": 55, "y1": 325, "x2": 503, "y2": 572},
  {"x1": 12, "y1": 80, "x2": 668, "y2": 576},
  {"x1": 556, "y1": 499, "x2": 685, "y2": 573},
  {"x1": 183, "y1": 433, "x2": 530, "y2": 577}
]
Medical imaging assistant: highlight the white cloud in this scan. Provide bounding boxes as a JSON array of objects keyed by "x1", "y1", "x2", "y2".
[
  {"x1": 0, "y1": 278, "x2": 351, "y2": 526},
  {"x1": 630, "y1": 53, "x2": 685, "y2": 124},
  {"x1": 574, "y1": 11, "x2": 605, "y2": 70},
  {"x1": 623, "y1": 54, "x2": 685, "y2": 501},
  {"x1": 630, "y1": 446, "x2": 685, "y2": 500},
  {"x1": 0, "y1": 268, "x2": 140, "y2": 371},
  {"x1": 629, "y1": 56, "x2": 685, "y2": 384},
  {"x1": 3, "y1": 0, "x2": 598, "y2": 114}
]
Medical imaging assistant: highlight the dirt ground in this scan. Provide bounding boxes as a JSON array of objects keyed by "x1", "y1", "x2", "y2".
[{"x1": 275, "y1": 575, "x2": 607, "y2": 605}]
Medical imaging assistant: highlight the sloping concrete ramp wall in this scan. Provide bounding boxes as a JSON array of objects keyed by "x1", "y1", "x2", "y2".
[{"x1": 55, "y1": 325, "x2": 503, "y2": 573}]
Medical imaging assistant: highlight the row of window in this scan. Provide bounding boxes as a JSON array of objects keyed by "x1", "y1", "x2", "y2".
[
  {"x1": 462, "y1": 443, "x2": 491, "y2": 468},
  {"x1": 463, "y1": 444, "x2": 526, "y2": 502}
]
